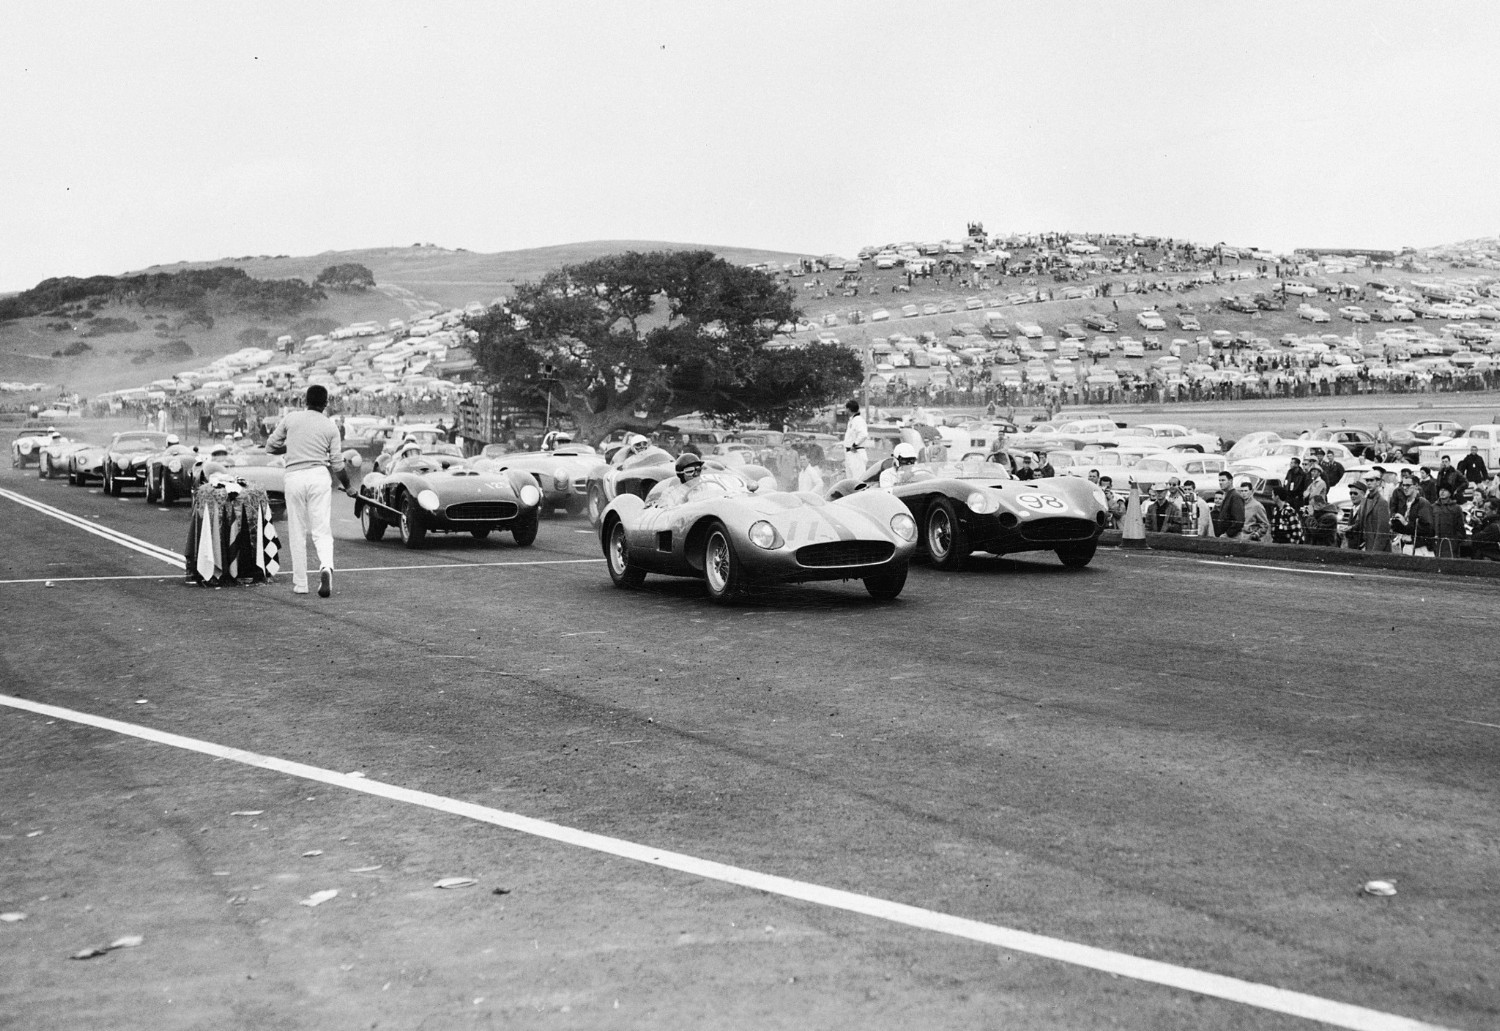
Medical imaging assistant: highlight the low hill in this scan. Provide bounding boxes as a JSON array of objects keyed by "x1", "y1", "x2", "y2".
[{"x1": 1, "y1": 241, "x2": 815, "y2": 398}]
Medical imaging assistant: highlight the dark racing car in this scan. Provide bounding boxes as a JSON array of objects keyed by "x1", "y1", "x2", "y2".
[
  {"x1": 353, "y1": 443, "x2": 543, "y2": 548},
  {"x1": 102, "y1": 431, "x2": 173, "y2": 496}
]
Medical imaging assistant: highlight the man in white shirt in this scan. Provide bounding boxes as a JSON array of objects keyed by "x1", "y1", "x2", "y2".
[
  {"x1": 796, "y1": 453, "x2": 824, "y2": 493},
  {"x1": 842, "y1": 399, "x2": 869, "y2": 480},
  {"x1": 266, "y1": 385, "x2": 351, "y2": 597}
]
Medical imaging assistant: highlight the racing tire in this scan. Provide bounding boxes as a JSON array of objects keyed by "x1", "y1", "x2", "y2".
[
  {"x1": 925, "y1": 498, "x2": 968, "y2": 571},
  {"x1": 68, "y1": 466, "x2": 79, "y2": 486},
  {"x1": 703, "y1": 522, "x2": 742, "y2": 603},
  {"x1": 511, "y1": 509, "x2": 539, "y2": 547},
  {"x1": 863, "y1": 567, "x2": 908, "y2": 601},
  {"x1": 105, "y1": 467, "x2": 122, "y2": 496},
  {"x1": 161, "y1": 478, "x2": 176, "y2": 505},
  {"x1": 38, "y1": 455, "x2": 51, "y2": 479},
  {"x1": 144, "y1": 468, "x2": 158, "y2": 503},
  {"x1": 359, "y1": 502, "x2": 387, "y2": 541},
  {"x1": 399, "y1": 497, "x2": 427, "y2": 548},
  {"x1": 605, "y1": 518, "x2": 646, "y2": 588},
  {"x1": 586, "y1": 483, "x2": 608, "y2": 527},
  {"x1": 1056, "y1": 541, "x2": 1097, "y2": 568},
  {"x1": 470, "y1": 528, "x2": 492, "y2": 540}
]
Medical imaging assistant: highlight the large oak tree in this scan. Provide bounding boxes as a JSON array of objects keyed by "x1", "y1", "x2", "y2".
[{"x1": 468, "y1": 250, "x2": 860, "y2": 445}]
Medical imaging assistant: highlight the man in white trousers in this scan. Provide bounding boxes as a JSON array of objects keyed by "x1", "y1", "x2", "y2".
[
  {"x1": 842, "y1": 399, "x2": 869, "y2": 481},
  {"x1": 266, "y1": 385, "x2": 351, "y2": 597}
]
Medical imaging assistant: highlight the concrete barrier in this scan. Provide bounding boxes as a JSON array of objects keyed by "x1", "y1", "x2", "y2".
[{"x1": 1097, "y1": 529, "x2": 1500, "y2": 580}]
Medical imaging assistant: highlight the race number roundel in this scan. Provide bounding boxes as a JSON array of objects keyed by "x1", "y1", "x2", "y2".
[{"x1": 1018, "y1": 493, "x2": 1065, "y2": 509}]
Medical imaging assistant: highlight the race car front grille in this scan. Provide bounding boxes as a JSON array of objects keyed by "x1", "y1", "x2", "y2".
[
  {"x1": 795, "y1": 541, "x2": 895, "y2": 567},
  {"x1": 1019, "y1": 517, "x2": 1096, "y2": 542},
  {"x1": 445, "y1": 501, "x2": 517, "y2": 521}
]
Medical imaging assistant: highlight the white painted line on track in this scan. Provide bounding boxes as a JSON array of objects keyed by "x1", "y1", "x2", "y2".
[
  {"x1": 1194, "y1": 560, "x2": 1415, "y2": 582},
  {"x1": 337, "y1": 558, "x2": 603, "y2": 573},
  {"x1": 0, "y1": 692, "x2": 1455, "y2": 1031},
  {"x1": 0, "y1": 488, "x2": 182, "y2": 566},
  {"x1": 0, "y1": 573, "x2": 182, "y2": 586}
]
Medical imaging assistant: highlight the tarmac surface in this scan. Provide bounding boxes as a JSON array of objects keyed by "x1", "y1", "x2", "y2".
[{"x1": 1, "y1": 459, "x2": 1496, "y2": 1031}]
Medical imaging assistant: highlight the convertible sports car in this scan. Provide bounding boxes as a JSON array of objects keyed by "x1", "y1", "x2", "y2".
[
  {"x1": 354, "y1": 445, "x2": 543, "y2": 548},
  {"x1": 140, "y1": 438, "x2": 202, "y2": 503},
  {"x1": 599, "y1": 474, "x2": 916, "y2": 602},
  {"x1": 829, "y1": 459, "x2": 1108, "y2": 570},
  {"x1": 102, "y1": 431, "x2": 173, "y2": 495},
  {"x1": 66, "y1": 442, "x2": 108, "y2": 486},
  {"x1": 188, "y1": 444, "x2": 288, "y2": 506},
  {"x1": 583, "y1": 443, "x2": 775, "y2": 527},
  {"x1": 10, "y1": 423, "x2": 58, "y2": 468},
  {"x1": 477, "y1": 441, "x2": 598, "y2": 516},
  {"x1": 35, "y1": 432, "x2": 89, "y2": 479}
]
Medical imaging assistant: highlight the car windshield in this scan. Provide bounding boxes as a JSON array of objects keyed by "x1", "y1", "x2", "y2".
[
  {"x1": 114, "y1": 433, "x2": 169, "y2": 449},
  {"x1": 617, "y1": 445, "x2": 672, "y2": 470},
  {"x1": 920, "y1": 460, "x2": 1013, "y2": 481}
]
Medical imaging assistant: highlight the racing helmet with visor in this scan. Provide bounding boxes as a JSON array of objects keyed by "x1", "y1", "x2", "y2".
[
  {"x1": 675, "y1": 451, "x2": 704, "y2": 483},
  {"x1": 893, "y1": 442, "x2": 918, "y2": 467}
]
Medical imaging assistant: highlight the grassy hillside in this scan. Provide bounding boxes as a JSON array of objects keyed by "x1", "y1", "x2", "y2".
[{"x1": 2, "y1": 240, "x2": 815, "y2": 397}]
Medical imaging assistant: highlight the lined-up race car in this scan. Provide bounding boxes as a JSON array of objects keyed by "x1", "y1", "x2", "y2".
[
  {"x1": 102, "y1": 431, "x2": 174, "y2": 496},
  {"x1": 829, "y1": 459, "x2": 1108, "y2": 569},
  {"x1": 583, "y1": 438, "x2": 774, "y2": 527},
  {"x1": 353, "y1": 443, "x2": 543, "y2": 548},
  {"x1": 10, "y1": 423, "x2": 58, "y2": 469},
  {"x1": 188, "y1": 444, "x2": 288, "y2": 507},
  {"x1": 599, "y1": 469, "x2": 916, "y2": 602},
  {"x1": 477, "y1": 440, "x2": 598, "y2": 516},
  {"x1": 36, "y1": 433, "x2": 89, "y2": 479},
  {"x1": 141, "y1": 439, "x2": 205, "y2": 503}
]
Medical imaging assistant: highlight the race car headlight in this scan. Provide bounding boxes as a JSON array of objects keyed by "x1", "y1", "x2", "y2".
[
  {"x1": 519, "y1": 484, "x2": 542, "y2": 508},
  {"x1": 417, "y1": 489, "x2": 441, "y2": 511},
  {"x1": 18, "y1": 442, "x2": 32, "y2": 453},
  {"x1": 891, "y1": 512, "x2": 917, "y2": 541},
  {"x1": 966, "y1": 490, "x2": 995, "y2": 514},
  {"x1": 167, "y1": 458, "x2": 182, "y2": 473},
  {"x1": 747, "y1": 520, "x2": 782, "y2": 550},
  {"x1": 553, "y1": 466, "x2": 570, "y2": 486}
]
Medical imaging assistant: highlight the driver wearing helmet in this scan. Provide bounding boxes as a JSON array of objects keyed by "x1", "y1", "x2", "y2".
[
  {"x1": 652, "y1": 451, "x2": 734, "y2": 507},
  {"x1": 613, "y1": 432, "x2": 654, "y2": 468},
  {"x1": 879, "y1": 442, "x2": 920, "y2": 488}
]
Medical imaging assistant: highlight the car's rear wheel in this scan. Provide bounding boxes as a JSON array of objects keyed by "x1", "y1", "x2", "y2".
[
  {"x1": 359, "y1": 503, "x2": 387, "y2": 541},
  {"x1": 703, "y1": 522, "x2": 741, "y2": 603},
  {"x1": 399, "y1": 497, "x2": 426, "y2": 548},
  {"x1": 925, "y1": 498, "x2": 968, "y2": 571},
  {"x1": 864, "y1": 567, "x2": 907, "y2": 600},
  {"x1": 511, "y1": 509, "x2": 539, "y2": 546},
  {"x1": 606, "y1": 519, "x2": 645, "y2": 588},
  {"x1": 1057, "y1": 541, "x2": 1097, "y2": 568}
]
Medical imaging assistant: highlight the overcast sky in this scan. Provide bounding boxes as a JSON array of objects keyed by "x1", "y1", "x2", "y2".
[{"x1": 4, "y1": 0, "x2": 1498, "y2": 292}]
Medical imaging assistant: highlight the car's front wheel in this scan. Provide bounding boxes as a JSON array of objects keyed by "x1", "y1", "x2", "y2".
[
  {"x1": 864, "y1": 567, "x2": 907, "y2": 600},
  {"x1": 605, "y1": 519, "x2": 645, "y2": 588},
  {"x1": 925, "y1": 498, "x2": 968, "y2": 571},
  {"x1": 399, "y1": 497, "x2": 427, "y2": 548},
  {"x1": 1057, "y1": 541, "x2": 1097, "y2": 568},
  {"x1": 586, "y1": 483, "x2": 608, "y2": 527},
  {"x1": 359, "y1": 502, "x2": 387, "y2": 541},
  {"x1": 105, "y1": 466, "x2": 121, "y2": 496},
  {"x1": 703, "y1": 522, "x2": 742, "y2": 603},
  {"x1": 511, "y1": 509, "x2": 539, "y2": 546},
  {"x1": 38, "y1": 455, "x2": 51, "y2": 479}
]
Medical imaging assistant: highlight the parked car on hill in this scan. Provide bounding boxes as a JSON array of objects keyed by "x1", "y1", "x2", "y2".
[
  {"x1": 1176, "y1": 313, "x2": 1201, "y2": 331},
  {"x1": 1083, "y1": 314, "x2": 1117, "y2": 332},
  {"x1": 1136, "y1": 310, "x2": 1167, "y2": 331}
]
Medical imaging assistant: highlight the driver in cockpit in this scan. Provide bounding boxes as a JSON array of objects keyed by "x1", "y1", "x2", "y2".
[
  {"x1": 879, "y1": 442, "x2": 920, "y2": 488},
  {"x1": 651, "y1": 451, "x2": 737, "y2": 507},
  {"x1": 615, "y1": 433, "x2": 653, "y2": 466}
]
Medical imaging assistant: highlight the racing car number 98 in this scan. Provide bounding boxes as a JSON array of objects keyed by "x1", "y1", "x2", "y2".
[{"x1": 1017, "y1": 493, "x2": 1065, "y2": 510}]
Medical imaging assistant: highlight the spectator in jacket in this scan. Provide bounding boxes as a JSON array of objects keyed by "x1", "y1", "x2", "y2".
[
  {"x1": 1457, "y1": 445, "x2": 1489, "y2": 488},
  {"x1": 1099, "y1": 476, "x2": 1126, "y2": 528},
  {"x1": 1302, "y1": 465, "x2": 1338, "y2": 545},
  {"x1": 1392, "y1": 474, "x2": 1436, "y2": 554},
  {"x1": 1345, "y1": 480, "x2": 1392, "y2": 552},
  {"x1": 1431, "y1": 485, "x2": 1467, "y2": 557},
  {"x1": 1180, "y1": 480, "x2": 1215, "y2": 536},
  {"x1": 1418, "y1": 466, "x2": 1439, "y2": 502},
  {"x1": 1144, "y1": 485, "x2": 1183, "y2": 533},
  {"x1": 1212, "y1": 470, "x2": 1244, "y2": 537},
  {"x1": 1236, "y1": 481, "x2": 1271, "y2": 542},
  {"x1": 1436, "y1": 455, "x2": 1466, "y2": 500},
  {"x1": 1471, "y1": 498, "x2": 1500, "y2": 560},
  {"x1": 1278, "y1": 456, "x2": 1310, "y2": 509}
]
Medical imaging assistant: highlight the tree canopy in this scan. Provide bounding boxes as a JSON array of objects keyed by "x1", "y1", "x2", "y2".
[
  {"x1": 314, "y1": 263, "x2": 376, "y2": 291},
  {"x1": 467, "y1": 250, "x2": 860, "y2": 444}
]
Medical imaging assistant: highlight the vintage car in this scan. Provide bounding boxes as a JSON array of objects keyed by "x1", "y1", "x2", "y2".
[
  {"x1": 35, "y1": 432, "x2": 89, "y2": 479},
  {"x1": 583, "y1": 443, "x2": 774, "y2": 527},
  {"x1": 476, "y1": 441, "x2": 598, "y2": 516},
  {"x1": 188, "y1": 444, "x2": 288, "y2": 506},
  {"x1": 1106, "y1": 423, "x2": 1223, "y2": 454},
  {"x1": 10, "y1": 423, "x2": 58, "y2": 468},
  {"x1": 354, "y1": 444, "x2": 543, "y2": 548},
  {"x1": 66, "y1": 442, "x2": 108, "y2": 486},
  {"x1": 1123, "y1": 452, "x2": 1235, "y2": 499},
  {"x1": 102, "y1": 431, "x2": 174, "y2": 495},
  {"x1": 599, "y1": 472, "x2": 916, "y2": 602},
  {"x1": 139, "y1": 438, "x2": 201, "y2": 503},
  {"x1": 829, "y1": 459, "x2": 1108, "y2": 570}
]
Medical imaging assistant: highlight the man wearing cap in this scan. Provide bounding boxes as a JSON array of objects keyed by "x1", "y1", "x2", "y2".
[
  {"x1": 841, "y1": 400, "x2": 868, "y2": 481},
  {"x1": 1015, "y1": 455, "x2": 1036, "y2": 481},
  {"x1": 1345, "y1": 478, "x2": 1391, "y2": 552},
  {"x1": 1457, "y1": 445, "x2": 1489, "y2": 490},
  {"x1": 1144, "y1": 484, "x2": 1182, "y2": 533},
  {"x1": 266, "y1": 385, "x2": 350, "y2": 597},
  {"x1": 1302, "y1": 464, "x2": 1337, "y2": 545}
]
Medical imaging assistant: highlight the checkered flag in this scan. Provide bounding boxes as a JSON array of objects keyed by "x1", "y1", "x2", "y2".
[{"x1": 259, "y1": 503, "x2": 280, "y2": 578}]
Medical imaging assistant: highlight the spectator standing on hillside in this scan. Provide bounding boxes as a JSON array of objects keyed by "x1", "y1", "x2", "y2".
[
  {"x1": 1458, "y1": 444, "x2": 1489, "y2": 488},
  {"x1": 266, "y1": 385, "x2": 351, "y2": 598},
  {"x1": 841, "y1": 400, "x2": 869, "y2": 481}
]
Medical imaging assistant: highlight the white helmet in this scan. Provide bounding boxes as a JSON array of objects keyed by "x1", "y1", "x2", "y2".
[
  {"x1": 893, "y1": 442, "x2": 918, "y2": 465},
  {"x1": 624, "y1": 432, "x2": 650, "y2": 455}
]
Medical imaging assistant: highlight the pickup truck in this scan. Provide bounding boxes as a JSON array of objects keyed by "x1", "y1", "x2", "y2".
[{"x1": 1413, "y1": 424, "x2": 1500, "y2": 469}]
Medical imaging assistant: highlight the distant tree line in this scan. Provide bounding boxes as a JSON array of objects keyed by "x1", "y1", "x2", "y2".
[{"x1": 0, "y1": 266, "x2": 328, "y2": 323}]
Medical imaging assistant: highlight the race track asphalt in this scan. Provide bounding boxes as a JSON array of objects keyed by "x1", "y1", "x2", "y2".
[{"x1": 1, "y1": 462, "x2": 1496, "y2": 1031}]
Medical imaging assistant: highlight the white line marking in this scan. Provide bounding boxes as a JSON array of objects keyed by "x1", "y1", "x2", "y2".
[
  {"x1": 1193, "y1": 560, "x2": 1416, "y2": 582},
  {"x1": 0, "y1": 488, "x2": 182, "y2": 566},
  {"x1": 0, "y1": 693, "x2": 1454, "y2": 1031},
  {"x1": 0, "y1": 558, "x2": 605, "y2": 587}
]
